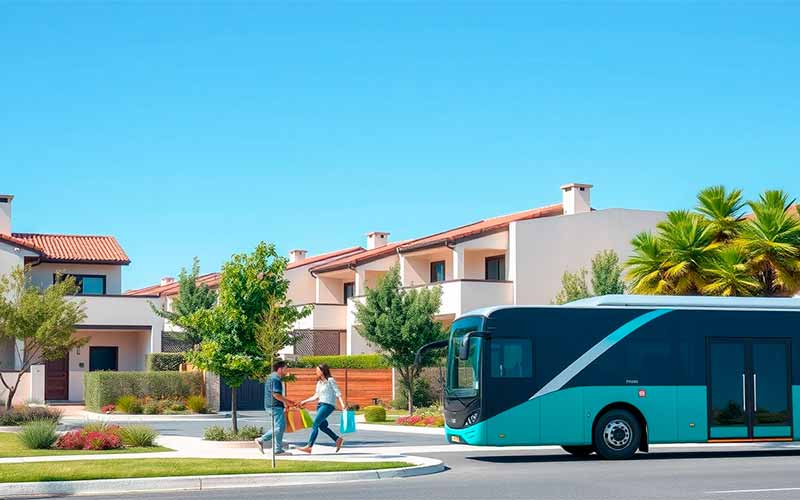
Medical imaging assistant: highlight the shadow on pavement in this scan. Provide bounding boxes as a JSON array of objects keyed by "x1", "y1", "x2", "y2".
[{"x1": 468, "y1": 448, "x2": 800, "y2": 463}]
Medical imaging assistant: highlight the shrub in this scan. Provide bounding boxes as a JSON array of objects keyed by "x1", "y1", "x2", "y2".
[
  {"x1": 82, "y1": 422, "x2": 121, "y2": 435},
  {"x1": 186, "y1": 395, "x2": 207, "y2": 414},
  {"x1": 146, "y1": 353, "x2": 185, "y2": 371},
  {"x1": 395, "y1": 414, "x2": 444, "y2": 427},
  {"x1": 413, "y1": 404, "x2": 443, "y2": 418},
  {"x1": 203, "y1": 425, "x2": 263, "y2": 441},
  {"x1": 84, "y1": 371, "x2": 203, "y2": 410},
  {"x1": 392, "y1": 378, "x2": 435, "y2": 410},
  {"x1": 17, "y1": 420, "x2": 58, "y2": 449},
  {"x1": 116, "y1": 395, "x2": 142, "y2": 414},
  {"x1": 168, "y1": 401, "x2": 186, "y2": 412},
  {"x1": 363, "y1": 405, "x2": 387, "y2": 423},
  {"x1": 143, "y1": 400, "x2": 163, "y2": 415},
  {"x1": 236, "y1": 425, "x2": 263, "y2": 440},
  {"x1": 288, "y1": 354, "x2": 389, "y2": 369},
  {"x1": 101, "y1": 404, "x2": 116, "y2": 414},
  {"x1": 0, "y1": 405, "x2": 62, "y2": 426},
  {"x1": 56, "y1": 429, "x2": 122, "y2": 450},
  {"x1": 118, "y1": 425, "x2": 158, "y2": 447},
  {"x1": 203, "y1": 425, "x2": 227, "y2": 441}
]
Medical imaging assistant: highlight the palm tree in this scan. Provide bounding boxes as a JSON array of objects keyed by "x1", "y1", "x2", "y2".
[
  {"x1": 738, "y1": 190, "x2": 800, "y2": 296},
  {"x1": 656, "y1": 210, "x2": 719, "y2": 295},
  {"x1": 701, "y1": 247, "x2": 761, "y2": 296},
  {"x1": 696, "y1": 185, "x2": 746, "y2": 242},
  {"x1": 626, "y1": 232, "x2": 670, "y2": 295}
]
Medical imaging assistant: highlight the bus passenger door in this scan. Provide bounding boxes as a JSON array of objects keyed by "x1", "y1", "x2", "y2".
[
  {"x1": 707, "y1": 338, "x2": 792, "y2": 440},
  {"x1": 485, "y1": 336, "x2": 537, "y2": 446}
]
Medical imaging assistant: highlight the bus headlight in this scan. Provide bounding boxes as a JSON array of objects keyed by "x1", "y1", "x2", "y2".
[{"x1": 465, "y1": 411, "x2": 480, "y2": 427}]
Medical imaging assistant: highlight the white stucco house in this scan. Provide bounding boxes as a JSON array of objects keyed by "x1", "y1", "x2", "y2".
[
  {"x1": 134, "y1": 182, "x2": 666, "y2": 357},
  {"x1": 0, "y1": 194, "x2": 163, "y2": 404}
]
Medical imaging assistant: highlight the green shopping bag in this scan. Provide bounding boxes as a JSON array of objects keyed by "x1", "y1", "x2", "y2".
[{"x1": 300, "y1": 408, "x2": 314, "y2": 428}]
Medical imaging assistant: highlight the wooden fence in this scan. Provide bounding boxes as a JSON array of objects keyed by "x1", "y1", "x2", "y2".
[{"x1": 284, "y1": 368, "x2": 393, "y2": 408}]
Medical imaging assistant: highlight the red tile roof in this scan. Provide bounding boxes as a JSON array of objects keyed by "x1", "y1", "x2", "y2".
[
  {"x1": 398, "y1": 203, "x2": 563, "y2": 253},
  {"x1": 310, "y1": 241, "x2": 409, "y2": 273},
  {"x1": 2, "y1": 233, "x2": 130, "y2": 265},
  {"x1": 311, "y1": 203, "x2": 564, "y2": 273},
  {"x1": 126, "y1": 272, "x2": 220, "y2": 296},
  {"x1": 127, "y1": 246, "x2": 365, "y2": 296},
  {"x1": 286, "y1": 246, "x2": 364, "y2": 270}
]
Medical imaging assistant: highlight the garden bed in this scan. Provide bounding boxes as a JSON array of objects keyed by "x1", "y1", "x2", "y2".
[{"x1": 0, "y1": 433, "x2": 170, "y2": 458}]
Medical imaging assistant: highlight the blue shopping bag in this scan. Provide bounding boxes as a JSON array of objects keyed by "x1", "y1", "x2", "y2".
[{"x1": 340, "y1": 409, "x2": 357, "y2": 434}]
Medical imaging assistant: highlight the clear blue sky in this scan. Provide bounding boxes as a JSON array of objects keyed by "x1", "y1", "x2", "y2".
[{"x1": 2, "y1": 2, "x2": 799, "y2": 290}]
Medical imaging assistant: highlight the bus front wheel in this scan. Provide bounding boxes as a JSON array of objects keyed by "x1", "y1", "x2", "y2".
[
  {"x1": 593, "y1": 409, "x2": 641, "y2": 460},
  {"x1": 561, "y1": 445, "x2": 594, "y2": 457}
]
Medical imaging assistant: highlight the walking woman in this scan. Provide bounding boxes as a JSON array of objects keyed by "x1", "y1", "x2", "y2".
[{"x1": 297, "y1": 364, "x2": 345, "y2": 454}]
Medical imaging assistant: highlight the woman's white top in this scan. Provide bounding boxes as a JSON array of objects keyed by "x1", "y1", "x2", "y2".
[{"x1": 316, "y1": 377, "x2": 342, "y2": 406}]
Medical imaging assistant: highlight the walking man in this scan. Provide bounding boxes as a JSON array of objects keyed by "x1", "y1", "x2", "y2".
[{"x1": 255, "y1": 360, "x2": 296, "y2": 455}]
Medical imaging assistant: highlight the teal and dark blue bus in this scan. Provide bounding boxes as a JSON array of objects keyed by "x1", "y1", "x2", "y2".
[{"x1": 419, "y1": 295, "x2": 800, "y2": 459}]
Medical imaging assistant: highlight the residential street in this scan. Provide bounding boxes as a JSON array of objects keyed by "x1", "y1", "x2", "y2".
[{"x1": 49, "y1": 415, "x2": 800, "y2": 500}]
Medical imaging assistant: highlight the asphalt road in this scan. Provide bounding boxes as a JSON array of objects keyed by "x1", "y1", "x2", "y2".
[{"x1": 34, "y1": 442, "x2": 800, "y2": 500}]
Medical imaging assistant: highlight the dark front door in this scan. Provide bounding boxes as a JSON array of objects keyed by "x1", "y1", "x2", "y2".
[
  {"x1": 89, "y1": 346, "x2": 119, "y2": 371},
  {"x1": 45, "y1": 355, "x2": 69, "y2": 401},
  {"x1": 708, "y1": 338, "x2": 792, "y2": 440}
]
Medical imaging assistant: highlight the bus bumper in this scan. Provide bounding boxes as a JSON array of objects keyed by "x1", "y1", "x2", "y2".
[{"x1": 445, "y1": 421, "x2": 487, "y2": 445}]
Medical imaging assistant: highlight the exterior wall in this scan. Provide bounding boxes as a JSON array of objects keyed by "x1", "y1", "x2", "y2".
[
  {"x1": 463, "y1": 249, "x2": 506, "y2": 279},
  {"x1": 317, "y1": 275, "x2": 345, "y2": 303},
  {"x1": 69, "y1": 295, "x2": 163, "y2": 354},
  {"x1": 401, "y1": 248, "x2": 453, "y2": 287},
  {"x1": 293, "y1": 304, "x2": 348, "y2": 330},
  {"x1": 27, "y1": 263, "x2": 123, "y2": 294},
  {"x1": 0, "y1": 371, "x2": 31, "y2": 406},
  {"x1": 0, "y1": 241, "x2": 30, "y2": 278},
  {"x1": 286, "y1": 266, "x2": 317, "y2": 305},
  {"x1": 509, "y1": 208, "x2": 666, "y2": 306},
  {"x1": 67, "y1": 329, "x2": 151, "y2": 401}
]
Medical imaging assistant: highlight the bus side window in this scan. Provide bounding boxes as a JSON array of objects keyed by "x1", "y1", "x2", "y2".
[{"x1": 491, "y1": 338, "x2": 533, "y2": 378}]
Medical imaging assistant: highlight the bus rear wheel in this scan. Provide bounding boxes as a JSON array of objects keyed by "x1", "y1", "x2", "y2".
[
  {"x1": 561, "y1": 445, "x2": 594, "y2": 457},
  {"x1": 593, "y1": 409, "x2": 641, "y2": 460}
]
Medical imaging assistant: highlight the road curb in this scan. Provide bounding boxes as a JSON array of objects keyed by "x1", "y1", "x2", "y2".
[{"x1": 0, "y1": 456, "x2": 445, "y2": 497}]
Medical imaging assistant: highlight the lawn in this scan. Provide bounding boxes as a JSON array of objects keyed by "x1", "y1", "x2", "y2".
[
  {"x1": 0, "y1": 433, "x2": 171, "y2": 458},
  {"x1": 0, "y1": 458, "x2": 413, "y2": 483}
]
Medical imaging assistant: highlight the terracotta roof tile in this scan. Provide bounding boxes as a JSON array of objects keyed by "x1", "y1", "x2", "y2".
[
  {"x1": 398, "y1": 203, "x2": 563, "y2": 252},
  {"x1": 7, "y1": 233, "x2": 130, "y2": 265},
  {"x1": 127, "y1": 246, "x2": 365, "y2": 296},
  {"x1": 286, "y1": 246, "x2": 364, "y2": 270},
  {"x1": 310, "y1": 241, "x2": 408, "y2": 273}
]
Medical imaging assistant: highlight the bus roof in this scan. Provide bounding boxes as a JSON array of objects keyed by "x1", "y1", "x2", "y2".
[{"x1": 462, "y1": 294, "x2": 800, "y2": 319}]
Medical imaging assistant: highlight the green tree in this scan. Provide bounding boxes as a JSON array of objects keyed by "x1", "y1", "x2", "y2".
[
  {"x1": 184, "y1": 242, "x2": 310, "y2": 432},
  {"x1": 627, "y1": 232, "x2": 671, "y2": 295},
  {"x1": 152, "y1": 257, "x2": 217, "y2": 348},
  {"x1": 553, "y1": 250, "x2": 625, "y2": 304},
  {"x1": 0, "y1": 267, "x2": 87, "y2": 409},
  {"x1": 696, "y1": 185, "x2": 746, "y2": 242},
  {"x1": 553, "y1": 268, "x2": 590, "y2": 305},
  {"x1": 354, "y1": 266, "x2": 445, "y2": 414},
  {"x1": 591, "y1": 250, "x2": 626, "y2": 296}
]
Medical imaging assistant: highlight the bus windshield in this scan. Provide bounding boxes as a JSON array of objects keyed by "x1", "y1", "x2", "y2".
[{"x1": 447, "y1": 316, "x2": 483, "y2": 398}]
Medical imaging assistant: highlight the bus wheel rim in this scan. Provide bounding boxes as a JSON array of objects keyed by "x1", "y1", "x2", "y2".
[{"x1": 603, "y1": 419, "x2": 632, "y2": 449}]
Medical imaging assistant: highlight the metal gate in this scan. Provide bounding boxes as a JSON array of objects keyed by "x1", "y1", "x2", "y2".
[{"x1": 219, "y1": 377, "x2": 264, "y2": 411}]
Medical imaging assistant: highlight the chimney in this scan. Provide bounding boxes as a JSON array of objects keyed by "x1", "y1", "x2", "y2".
[
  {"x1": 160, "y1": 277, "x2": 175, "y2": 286},
  {"x1": 288, "y1": 249, "x2": 308, "y2": 263},
  {"x1": 366, "y1": 231, "x2": 390, "y2": 250},
  {"x1": 0, "y1": 195, "x2": 12, "y2": 235},
  {"x1": 560, "y1": 183, "x2": 592, "y2": 215}
]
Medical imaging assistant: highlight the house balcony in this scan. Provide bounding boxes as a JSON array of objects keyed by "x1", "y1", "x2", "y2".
[
  {"x1": 403, "y1": 279, "x2": 514, "y2": 319},
  {"x1": 67, "y1": 294, "x2": 163, "y2": 330},
  {"x1": 293, "y1": 303, "x2": 348, "y2": 331}
]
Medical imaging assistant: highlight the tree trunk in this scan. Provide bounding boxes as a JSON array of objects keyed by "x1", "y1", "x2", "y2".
[
  {"x1": 231, "y1": 387, "x2": 238, "y2": 435},
  {"x1": 407, "y1": 371, "x2": 414, "y2": 415},
  {"x1": 4, "y1": 388, "x2": 14, "y2": 411}
]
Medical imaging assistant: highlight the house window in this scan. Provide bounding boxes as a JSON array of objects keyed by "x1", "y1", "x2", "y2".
[
  {"x1": 89, "y1": 346, "x2": 118, "y2": 371},
  {"x1": 53, "y1": 274, "x2": 107, "y2": 295},
  {"x1": 430, "y1": 261, "x2": 446, "y2": 283},
  {"x1": 485, "y1": 255, "x2": 506, "y2": 280},
  {"x1": 343, "y1": 282, "x2": 355, "y2": 304}
]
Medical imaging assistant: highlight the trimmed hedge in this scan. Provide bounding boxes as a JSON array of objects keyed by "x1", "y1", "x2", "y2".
[
  {"x1": 84, "y1": 371, "x2": 204, "y2": 411},
  {"x1": 363, "y1": 405, "x2": 387, "y2": 423},
  {"x1": 146, "y1": 352, "x2": 186, "y2": 371},
  {"x1": 288, "y1": 354, "x2": 389, "y2": 369}
]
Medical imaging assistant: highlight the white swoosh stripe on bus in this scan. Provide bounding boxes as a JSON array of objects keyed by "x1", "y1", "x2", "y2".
[{"x1": 530, "y1": 309, "x2": 673, "y2": 400}]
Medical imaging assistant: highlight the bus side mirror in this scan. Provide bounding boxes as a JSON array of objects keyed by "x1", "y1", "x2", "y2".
[
  {"x1": 458, "y1": 331, "x2": 488, "y2": 360},
  {"x1": 414, "y1": 339, "x2": 449, "y2": 368}
]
